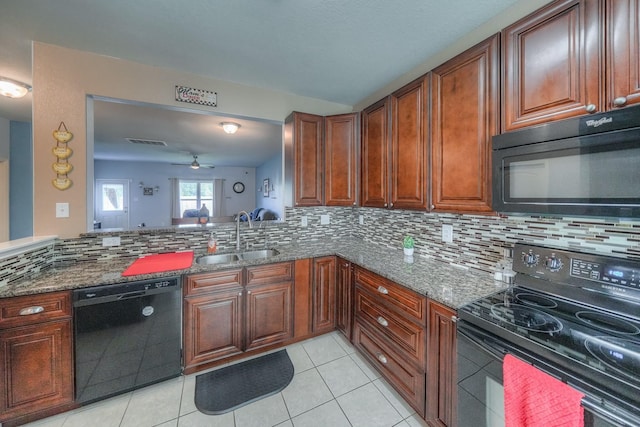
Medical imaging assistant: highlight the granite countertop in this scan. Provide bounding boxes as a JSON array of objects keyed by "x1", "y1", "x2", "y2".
[{"x1": 0, "y1": 239, "x2": 506, "y2": 309}]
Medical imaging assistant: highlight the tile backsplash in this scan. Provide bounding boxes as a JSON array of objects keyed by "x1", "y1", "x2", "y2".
[{"x1": 2, "y1": 207, "x2": 639, "y2": 286}]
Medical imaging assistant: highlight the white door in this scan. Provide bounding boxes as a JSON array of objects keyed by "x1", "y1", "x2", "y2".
[{"x1": 95, "y1": 179, "x2": 129, "y2": 229}]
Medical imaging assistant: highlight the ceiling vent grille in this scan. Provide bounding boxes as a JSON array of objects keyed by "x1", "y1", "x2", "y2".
[{"x1": 126, "y1": 138, "x2": 167, "y2": 146}]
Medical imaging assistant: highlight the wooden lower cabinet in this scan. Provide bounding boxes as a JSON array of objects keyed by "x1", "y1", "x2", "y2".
[
  {"x1": 336, "y1": 257, "x2": 352, "y2": 339},
  {"x1": 0, "y1": 292, "x2": 74, "y2": 426},
  {"x1": 352, "y1": 266, "x2": 427, "y2": 417},
  {"x1": 312, "y1": 256, "x2": 337, "y2": 334},
  {"x1": 245, "y1": 280, "x2": 293, "y2": 351},
  {"x1": 183, "y1": 262, "x2": 293, "y2": 373},
  {"x1": 426, "y1": 300, "x2": 457, "y2": 427}
]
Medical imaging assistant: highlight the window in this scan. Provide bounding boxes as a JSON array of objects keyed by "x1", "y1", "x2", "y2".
[{"x1": 178, "y1": 180, "x2": 213, "y2": 215}]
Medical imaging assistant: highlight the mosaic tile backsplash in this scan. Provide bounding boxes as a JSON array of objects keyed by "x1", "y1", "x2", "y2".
[{"x1": 2, "y1": 206, "x2": 639, "y2": 286}]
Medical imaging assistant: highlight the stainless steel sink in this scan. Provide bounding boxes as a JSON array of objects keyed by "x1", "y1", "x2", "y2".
[
  {"x1": 237, "y1": 249, "x2": 280, "y2": 261},
  {"x1": 196, "y1": 249, "x2": 279, "y2": 265},
  {"x1": 196, "y1": 253, "x2": 240, "y2": 265}
]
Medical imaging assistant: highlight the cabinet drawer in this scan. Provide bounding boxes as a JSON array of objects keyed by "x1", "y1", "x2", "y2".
[
  {"x1": 246, "y1": 262, "x2": 294, "y2": 285},
  {"x1": 355, "y1": 286, "x2": 426, "y2": 366},
  {"x1": 354, "y1": 267, "x2": 426, "y2": 323},
  {"x1": 184, "y1": 269, "x2": 243, "y2": 296},
  {"x1": 353, "y1": 320, "x2": 426, "y2": 417},
  {"x1": 0, "y1": 292, "x2": 71, "y2": 329}
]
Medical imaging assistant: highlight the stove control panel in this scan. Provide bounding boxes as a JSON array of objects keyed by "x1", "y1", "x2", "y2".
[{"x1": 571, "y1": 259, "x2": 640, "y2": 288}]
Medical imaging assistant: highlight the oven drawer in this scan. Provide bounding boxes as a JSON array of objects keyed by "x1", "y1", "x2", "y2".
[
  {"x1": 354, "y1": 267, "x2": 426, "y2": 323},
  {"x1": 353, "y1": 320, "x2": 426, "y2": 417},
  {"x1": 354, "y1": 286, "x2": 426, "y2": 366}
]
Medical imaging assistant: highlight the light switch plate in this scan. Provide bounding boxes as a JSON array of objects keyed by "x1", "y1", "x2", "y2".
[
  {"x1": 301, "y1": 216, "x2": 308, "y2": 227},
  {"x1": 320, "y1": 214, "x2": 330, "y2": 225},
  {"x1": 442, "y1": 224, "x2": 453, "y2": 243},
  {"x1": 359, "y1": 215, "x2": 364, "y2": 225},
  {"x1": 55, "y1": 203, "x2": 69, "y2": 218}
]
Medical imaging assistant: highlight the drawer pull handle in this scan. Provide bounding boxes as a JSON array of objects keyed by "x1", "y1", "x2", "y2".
[
  {"x1": 377, "y1": 316, "x2": 389, "y2": 327},
  {"x1": 376, "y1": 353, "x2": 388, "y2": 364},
  {"x1": 19, "y1": 306, "x2": 45, "y2": 316},
  {"x1": 377, "y1": 286, "x2": 389, "y2": 295}
]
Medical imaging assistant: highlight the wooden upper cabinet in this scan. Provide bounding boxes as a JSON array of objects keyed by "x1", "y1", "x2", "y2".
[
  {"x1": 430, "y1": 34, "x2": 499, "y2": 214},
  {"x1": 325, "y1": 113, "x2": 359, "y2": 206},
  {"x1": 285, "y1": 112, "x2": 324, "y2": 206},
  {"x1": 361, "y1": 97, "x2": 391, "y2": 208},
  {"x1": 605, "y1": 0, "x2": 640, "y2": 110},
  {"x1": 502, "y1": 0, "x2": 601, "y2": 131},
  {"x1": 391, "y1": 76, "x2": 429, "y2": 210}
]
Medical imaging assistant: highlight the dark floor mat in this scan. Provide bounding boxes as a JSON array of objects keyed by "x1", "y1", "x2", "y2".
[{"x1": 194, "y1": 349, "x2": 294, "y2": 415}]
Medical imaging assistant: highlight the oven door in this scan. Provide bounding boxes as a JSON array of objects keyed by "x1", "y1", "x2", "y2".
[{"x1": 457, "y1": 321, "x2": 639, "y2": 427}]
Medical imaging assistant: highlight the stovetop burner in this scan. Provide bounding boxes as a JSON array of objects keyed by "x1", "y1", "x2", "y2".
[
  {"x1": 490, "y1": 303, "x2": 563, "y2": 333},
  {"x1": 514, "y1": 292, "x2": 557, "y2": 308},
  {"x1": 576, "y1": 311, "x2": 640, "y2": 335},
  {"x1": 585, "y1": 336, "x2": 640, "y2": 380}
]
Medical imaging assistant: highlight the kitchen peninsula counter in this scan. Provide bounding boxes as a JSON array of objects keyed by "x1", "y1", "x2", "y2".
[{"x1": 0, "y1": 239, "x2": 505, "y2": 309}]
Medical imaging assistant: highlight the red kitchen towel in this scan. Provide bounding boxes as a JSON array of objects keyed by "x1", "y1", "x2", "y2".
[
  {"x1": 504, "y1": 354, "x2": 584, "y2": 427},
  {"x1": 122, "y1": 251, "x2": 194, "y2": 276}
]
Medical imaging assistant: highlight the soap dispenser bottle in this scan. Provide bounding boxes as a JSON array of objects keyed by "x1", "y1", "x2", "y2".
[{"x1": 207, "y1": 232, "x2": 217, "y2": 254}]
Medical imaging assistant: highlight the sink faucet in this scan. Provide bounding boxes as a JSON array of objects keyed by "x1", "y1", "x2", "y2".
[{"x1": 236, "y1": 211, "x2": 253, "y2": 251}]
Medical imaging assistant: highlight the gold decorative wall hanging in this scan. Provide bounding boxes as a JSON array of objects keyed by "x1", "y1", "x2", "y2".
[{"x1": 52, "y1": 121, "x2": 73, "y2": 190}]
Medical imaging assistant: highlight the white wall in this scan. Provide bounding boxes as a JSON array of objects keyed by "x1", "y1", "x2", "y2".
[
  {"x1": 95, "y1": 160, "x2": 256, "y2": 227},
  {"x1": 0, "y1": 117, "x2": 9, "y2": 241}
]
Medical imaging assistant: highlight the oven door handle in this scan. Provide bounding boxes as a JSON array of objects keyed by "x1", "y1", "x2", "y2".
[{"x1": 581, "y1": 396, "x2": 640, "y2": 427}]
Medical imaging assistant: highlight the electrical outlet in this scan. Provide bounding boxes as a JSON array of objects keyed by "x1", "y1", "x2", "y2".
[
  {"x1": 359, "y1": 215, "x2": 364, "y2": 225},
  {"x1": 102, "y1": 236, "x2": 121, "y2": 247},
  {"x1": 320, "y1": 214, "x2": 330, "y2": 225},
  {"x1": 55, "y1": 202, "x2": 69, "y2": 218},
  {"x1": 442, "y1": 224, "x2": 453, "y2": 243},
  {"x1": 301, "y1": 216, "x2": 308, "y2": 227}
]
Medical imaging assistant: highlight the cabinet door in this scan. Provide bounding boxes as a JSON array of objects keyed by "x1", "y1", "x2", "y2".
[
  {"x1": 245, "y1": 281, "x2": 293, "y2": 351},
  {"x1": 361, "y1": 97, "x2": 391, "y2": 208},
  {"x1": 325, "y1": 113, "x2": 359, "y2": 206},
  {"x1": 0, "y1": 320, "x2": 73, "y2": 421},
  {"x1": 390, "y1": 76, "x2": 429, "y2": 210},
  {"x1": 606, "y1": 0, "x2": 640, "y2": 109},
  {"x1": 430, "y1": 34, "x2": 499, "y2": 214},
  {"x1": 313, "y1": 256, "x2": 337, "y2": 334},
  {"x1": 183, "y1": 288, "x2": 244, "y2": 372},
  {"x1": 502, "y1": 0, "x2": 600, "y2": 131},
  {"x1": 426, "y1": 301, "x2": 457, "y2": 427},
  {"x1": 336, "y1": 257, "x2": 352, "y2": 340},
  {"x1": 286, "y1": 112, "x2": 324, "y2": 206}
]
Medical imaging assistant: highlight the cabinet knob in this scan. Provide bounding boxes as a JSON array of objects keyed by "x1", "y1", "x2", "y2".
[
  {"x1": 353, "y1": 202, "x2": 356, "y2": 206},
  {"x1": 247, "y1": 291, "x2": 251, "y2": 295},
  {"x1": 238, "y1": 292, "x2": 243, "y2": 296},
  {"x1": 613, "y1": 97, "x2": 628, "y2": 107},
  {"x1": 376, "y1": 353, "x2": 388, "y2": 364},
  {"x1": 377, "y1": 285, "x2": 389, "y2": 295},
  {"x1": 19, "y1": 306, "x2": 44, "y2": 316},
  {"x1": 430, "y1": 204, "x2": 435, "y2": 209},
  {"x1": 376, "y1": 316, "x2": 389, "y2": 327},
  {"x1": 451, "y1": 315, "x2": 458, "y2": 323},
  {"x1": 384, "y1": 203, "x2": 388, "y2": 207},
  {"x1": 585, "y1": 103, "x2": 597, "y2": 113},
  {"x1": 390, "y1": 202, "x2": 394, "y2": 207}
]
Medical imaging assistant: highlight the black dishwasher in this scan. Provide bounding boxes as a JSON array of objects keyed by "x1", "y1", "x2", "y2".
[{"x1": 73, "y1": 277, "x2": 182, "y2": 404}]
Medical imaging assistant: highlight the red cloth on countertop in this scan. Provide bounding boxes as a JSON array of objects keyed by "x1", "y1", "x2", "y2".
[
  {"x1": 504, "y1": 354, "x2": 584, "y2": 427},
  {"x1": 122, "y1": 251, "x2": 194, "y2": 276}
]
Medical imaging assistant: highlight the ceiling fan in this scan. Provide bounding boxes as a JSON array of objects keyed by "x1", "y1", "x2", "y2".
[{"x1": 171, "y1": 154, "x2": 215, "y2": 169}]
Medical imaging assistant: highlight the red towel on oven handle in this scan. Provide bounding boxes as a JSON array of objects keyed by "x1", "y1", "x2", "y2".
[{"x1": 504, "y1": 354, "x2": 585, "y2": 427}]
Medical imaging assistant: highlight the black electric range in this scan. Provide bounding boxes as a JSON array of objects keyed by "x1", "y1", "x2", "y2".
[{"x1": 457, "y1": 243, "x2": 640, "y2": 426}]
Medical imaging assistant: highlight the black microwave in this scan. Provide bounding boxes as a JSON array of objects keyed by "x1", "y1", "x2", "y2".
[{"x1": 492, "y1": 105, "x2": 640, "y2": 218}]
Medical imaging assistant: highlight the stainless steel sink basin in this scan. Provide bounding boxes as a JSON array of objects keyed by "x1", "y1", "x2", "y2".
[
  {"x1": 196, "y1": 249, "x2": 279, "y2": 265},
  {"x1": 237, "y1": 249, "x2": 280, "y2": 261},
  {"x1": 196, "y1": 253, "x2": 240, "y2": 265}
]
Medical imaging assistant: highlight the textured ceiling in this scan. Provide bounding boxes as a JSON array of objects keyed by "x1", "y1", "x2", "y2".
[{"x1": 0, "y1": 0, "x2": 525, "y2": 122}]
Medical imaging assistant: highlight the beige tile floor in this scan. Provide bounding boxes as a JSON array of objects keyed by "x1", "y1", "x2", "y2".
[{"x1": 24, "y1": 332, "x2": 428, "y2": 427}]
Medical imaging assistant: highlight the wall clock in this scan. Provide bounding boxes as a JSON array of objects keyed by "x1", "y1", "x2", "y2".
[{"x1": 233, "y1": 182, "x2": 245, "y2": 194}]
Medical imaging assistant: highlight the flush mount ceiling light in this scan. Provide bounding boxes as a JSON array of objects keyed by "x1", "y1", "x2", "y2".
[
  {"x1": 221, "y1": 122, "x2": 240, "y2": 134},
  {"x1": 190, "y1": 155, "x2": 200, "y2": 170},
  {"x1": 0, "y1": 77, "x2": 32, "y2": 98}
]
